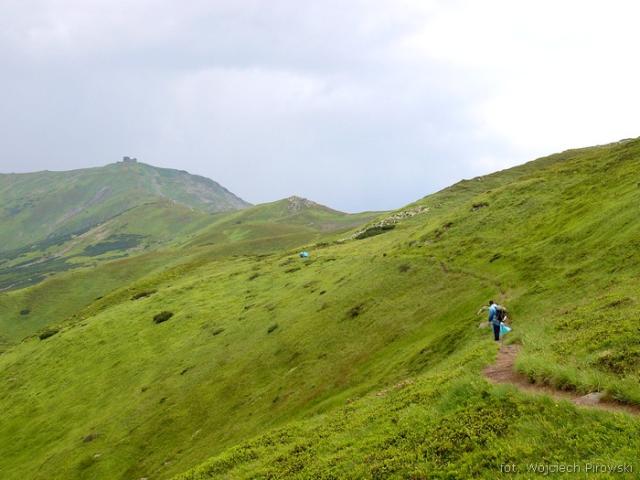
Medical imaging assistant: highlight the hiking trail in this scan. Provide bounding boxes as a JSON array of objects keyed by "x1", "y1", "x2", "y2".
[{"x1": 484, "y1": 344, "x2": 640, "y2": 417}]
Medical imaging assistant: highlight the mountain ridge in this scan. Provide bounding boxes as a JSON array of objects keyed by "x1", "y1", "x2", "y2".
[{"x1": 0, "y1": 159, "x2": 251, "y2": 252}]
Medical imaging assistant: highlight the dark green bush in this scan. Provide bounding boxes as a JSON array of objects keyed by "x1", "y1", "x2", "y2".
[
  {"x1": 471, "y1": 202, "x2": 489, "y2": 211},
  {"x1": 39, "y1": 328, "x2": 60, "y2": 340},
  {"x1": 82, "y1": 432, "x2": 99, "y2": 443},
  {"x1": 153, "y1": 311, "x2": 174, "y2": 324},
  {"x1": 355, "y1": 224, "x2": 395, "y2": 240},
  {"x1": 83, "y1": 234, "x2": 144, "y2": 256},
  {"x1": 19, "y1": 308, "x2": 30, "y2": 316},
  {"x1": 131, "y1": 289, "x2": 157, "y2": 300},
  {"x1": 348, "y1": 304, "x2": 364, "y2": 318}
]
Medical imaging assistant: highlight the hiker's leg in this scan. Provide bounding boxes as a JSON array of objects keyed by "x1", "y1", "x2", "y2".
[{"x1": 493, "y1": 323, "x2": 500, "y2": 341}]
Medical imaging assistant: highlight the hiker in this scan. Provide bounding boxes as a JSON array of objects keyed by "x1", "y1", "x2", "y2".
[{"x1": 487, "y1": 300, "x2": 507, "y2": 342}]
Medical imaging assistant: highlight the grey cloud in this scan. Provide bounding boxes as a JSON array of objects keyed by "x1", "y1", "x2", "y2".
[{"x1": 0, "y1": 0, "x2": 516, "y2": 211}]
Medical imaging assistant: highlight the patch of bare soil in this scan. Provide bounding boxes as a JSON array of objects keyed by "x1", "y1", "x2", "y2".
[{"x1": 484, "y1": 344, "x2": 640, "y2": 416}]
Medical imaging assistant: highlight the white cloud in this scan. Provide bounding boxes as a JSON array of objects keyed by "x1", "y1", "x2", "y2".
[{"x1": 401, "y1": 0, "x2": 640, "y2": 161}]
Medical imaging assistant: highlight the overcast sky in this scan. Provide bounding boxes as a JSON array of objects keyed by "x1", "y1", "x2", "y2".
[{"x1": 1, "y1": 1, "x2": 639, "y2": 211}]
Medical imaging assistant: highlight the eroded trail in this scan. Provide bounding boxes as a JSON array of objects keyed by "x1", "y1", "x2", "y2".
[{"x1": 484, "y1": 345, "x2": 640, "y2": 416}]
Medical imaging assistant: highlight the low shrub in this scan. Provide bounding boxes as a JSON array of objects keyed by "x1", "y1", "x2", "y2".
[
  {"x1": 153, "y1": 311, "x2": 174, "y2": 324},
  {"x1": 83, "y1": 234, "x2": 144, "y2": 256},
  {"x1": 39, "y1": 328, "x2": 60, "y2": 340},
  {"x1": 348, "y1": 304, "x2": 365, "y2": 318},
  {"x1": 83, "y1": 433, "x2": 99, "y2": 443},
  {"x1": 19, "y1": 308, "x2": 30, "y2": 316},
  {"x1": 471, "y1": 202, "x2": 489, "y2": 211},
  {"x1": 355, "y1": 224, "x2": 395, "y2": 240},
  {"x1": 267, "y1": 323, "x2": 279, "y2": 334},
  {"x1": 131, "y1": 289, "x2": 157, "y2": 300}
]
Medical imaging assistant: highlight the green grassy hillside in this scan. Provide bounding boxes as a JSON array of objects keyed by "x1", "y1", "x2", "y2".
[
  {"x1": 0, "y1": 200, "x2": 210, "y2": 291},
  {"x1": 0, "y1": 197, "x2": 377, "y2": 344},
  {"x1": 183, "y1": 196, "x2": 380, "y2": 253},
  {"x1": 0, "y1": 160, "x2": 251, "y2": 297},
  {"x1": 0, "y1": 160, "x2": 250, "y2": 253},
  {"x1": 1, "y1": 139, "x2": 640, "y2": 479}
]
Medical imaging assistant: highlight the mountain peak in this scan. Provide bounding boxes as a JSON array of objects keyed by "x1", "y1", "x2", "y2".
[
  {"x1": 285, "y1": 196, "x2": 318, "y2": 210},
  {"x1": 100, "y1": 160, "x2": 251, "y2": 212},
  {"x1": 0, "y1": 161, "x2": 250, "y2": 252},
  {"x1": 284, "y1": 196, "x2": 339, "y2": 213}
]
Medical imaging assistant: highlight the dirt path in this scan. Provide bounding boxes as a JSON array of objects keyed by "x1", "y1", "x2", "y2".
[{"x1": 484, "y1": 344, "x2": 640, "y2": 416}]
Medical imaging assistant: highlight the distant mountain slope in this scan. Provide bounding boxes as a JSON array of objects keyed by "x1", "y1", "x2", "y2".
[
  {"x1": 185, "y1": 196, "x2": 381, "y2": 253},
  {"x1": 0, "y1": 199, "x2": 214, "y2": 293},
  {"x1": 0, "y1": 159, "x2": 250, "y2": 252}
]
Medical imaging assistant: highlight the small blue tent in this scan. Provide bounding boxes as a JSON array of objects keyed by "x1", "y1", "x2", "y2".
[{"x1": 299, "y1": 251, "x2": 309, "y2": 258}]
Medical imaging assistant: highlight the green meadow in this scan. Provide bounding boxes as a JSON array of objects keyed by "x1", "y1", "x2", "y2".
[{"x1": 1, "y1": 139, "x2": 640, "y2": 478}]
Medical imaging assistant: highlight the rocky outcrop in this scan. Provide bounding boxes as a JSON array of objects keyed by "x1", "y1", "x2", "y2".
[
  {"x1": 285, "y1": 196, "x2": 326, "y2": 213},
  {"x1": 350, "y1": 205, "x2": 429, "y2": 240}
]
